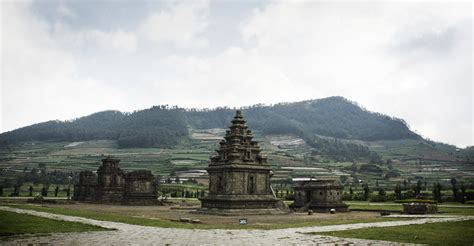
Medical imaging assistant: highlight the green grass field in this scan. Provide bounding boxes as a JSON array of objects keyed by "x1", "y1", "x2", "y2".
[
  {"x1": 0, "y1": 210, "x2": 110, "y2": 239},
  {"x1": 347, "y1": 202, "x2": 474, "y2": 215},
  {"x1": 1, "y1": 134, "x2": 473, "y2": 204},
  {"x1": 310, "y1": 220, "x2": 474, "y2": 245},
  {"x1": 4, "y1": 204, "x2": 406, "y2": 230}
]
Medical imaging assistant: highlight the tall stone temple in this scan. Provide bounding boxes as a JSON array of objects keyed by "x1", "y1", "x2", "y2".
[{"x1": 199, "y1": 110, "x2": 283, "y2": 214}]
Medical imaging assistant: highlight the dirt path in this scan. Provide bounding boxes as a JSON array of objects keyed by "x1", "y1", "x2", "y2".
[{"x1": 1, "y1": 206, "x2": 472, "y2": 245}]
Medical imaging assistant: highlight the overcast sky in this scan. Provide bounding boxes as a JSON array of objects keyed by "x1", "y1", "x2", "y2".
[{"x1": 1, "y1": 1, "x2": 472, "y2": 147}]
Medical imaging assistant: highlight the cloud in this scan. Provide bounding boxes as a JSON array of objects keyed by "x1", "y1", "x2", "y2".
[
  {"x1": 57, "y1": 4, "x2": 75, "y2": 19},
  {"x1": 153, "y1": 2, "x2": 472, "y2": 147},
  {"x1": 1, "y1": 1, "x2": 472, "y2": 148},
  {"x1": 50, "y1": 23, "x2": 137, "y2": 54},
  {"x1": 78, "y1": 29, "x2": 137, "y2": 53},
  {"x1": 1, "y1": 2, "x2": 127, "y2": 132},
  {"x1": 138, "y1": 0, "x2": 209, "y2": 48}
]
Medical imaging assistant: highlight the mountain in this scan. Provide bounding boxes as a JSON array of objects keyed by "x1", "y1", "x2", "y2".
[{"x1": 0, "y1": 97, "x2": 420, "y2": 149}]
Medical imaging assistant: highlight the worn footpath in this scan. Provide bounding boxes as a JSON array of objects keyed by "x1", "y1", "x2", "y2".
[{"x1": 1, "y1": 206, "x2": 472, "y2": 245}]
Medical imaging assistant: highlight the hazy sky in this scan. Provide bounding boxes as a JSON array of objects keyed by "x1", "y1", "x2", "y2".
[{"x1": 1, "y1": 1, "x2": 472, "y2": 147}]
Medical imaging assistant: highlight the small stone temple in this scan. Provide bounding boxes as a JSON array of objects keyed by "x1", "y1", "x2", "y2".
[
  {"x1": 199, "y1": 110, "x2": 283, "y2": 214},
  {"x1": 73, "y1": 171, "x2": 97, "y2": 201},
  {"x1": 74, "y1": 157, "x2": 158, "y2": 205},
  {"x1": 95, "y1": 158, "x2": 125, "y2": 202},
  {"x1": 290, "y1": 178, "x2": 349, "y2": 212},
  {"x1": 123, "y1": 170, "x2": 157, "y2": 205}
]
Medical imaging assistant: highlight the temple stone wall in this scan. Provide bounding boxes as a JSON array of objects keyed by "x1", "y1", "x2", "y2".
[
  {"x1": 403, "y1": 203, "x2": 438, "y2": 214},
  {"x1": 123, "y1": 170, "x2": 157, "y2": 205},
  {"x1": 74, "y1": 171, "x2": 98, "y2": 201},
  {"x1": 291, "y1": 179, "x2": 349, "y2": 212},
  {"x1": 73, "y1": 158, "x2": 158, "y2": 205}
]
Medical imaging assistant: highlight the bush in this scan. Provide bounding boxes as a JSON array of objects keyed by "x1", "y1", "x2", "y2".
[
  {"x1": 369, "y1": 193, "x2": 387, "y2": 202},
  {"x1": 342, "y1": 193, "x2": 353, "y2": 201},
  {"x1": 394, "y1": 199, "x2": 437, "y2": 204},
  {"x1": 352, "y1": 192, "x2": 366, "y2": 201},
  {"x1": 359, "y1": 164, "x2": 383, "y2": 173},
  {"x1": 465, "y1": 200, "x2": 474, "y2": 205}
]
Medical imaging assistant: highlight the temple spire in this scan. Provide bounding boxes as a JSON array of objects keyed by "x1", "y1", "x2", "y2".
[{"x1": 210, "y1": 110, "x2": 266, "y2": 165}]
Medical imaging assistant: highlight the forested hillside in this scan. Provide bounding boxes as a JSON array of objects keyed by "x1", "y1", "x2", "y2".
[
  {"x1": 0, "y1": 97, "x2": 420, "y2": 150},
  {"x1": 186, "y1": 97, "x2": 420, "y2": 141},
  {"x1": 0, "y1": 106, "x2": 188, "y2": 148}
]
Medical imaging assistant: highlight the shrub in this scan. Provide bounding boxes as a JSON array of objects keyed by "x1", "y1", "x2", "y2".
[{"x1": 394, "y1": 199, "x2": 437, "y2": 204}]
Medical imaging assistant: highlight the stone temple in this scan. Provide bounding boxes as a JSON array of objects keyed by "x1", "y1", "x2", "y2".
[
  {"x1": 74, "y1": 157, "x2": 158, "y2": 205},
  {"x1": 290, "y1": 178, "x2": 349, "y2": 212},
  {"x1": 199, "y1": 110, "x2": 283, "y2": 214}
]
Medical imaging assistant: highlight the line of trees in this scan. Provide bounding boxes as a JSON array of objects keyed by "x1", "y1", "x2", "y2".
[{"x1": 345, "y1": 178, "x2": 470, "y2": 203}]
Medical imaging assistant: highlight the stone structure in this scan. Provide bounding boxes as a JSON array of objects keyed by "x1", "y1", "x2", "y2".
[
  {"x1": 95, "y1": 158, "x2": 125, "y2": 203},
  {"x1": 403, "y1": 203, "x2": 438, "y2": 214},
  {"x1": 199, "y1": 110, "x2": 282, "y2": 214},
  {"x1": 73, "y1": 157, "x2": 157, "y2": 205},
  {"x1": 123, "y1": 170, "x2": 157, "y2": 205},
  {"x1": 73, "y1": 171, "x2": 98, "y2": 201},
  {"x1": 290, "y1": 178, "x2": 349, "y2": 212}
]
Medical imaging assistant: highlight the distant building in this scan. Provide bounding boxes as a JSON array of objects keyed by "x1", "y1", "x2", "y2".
[
  {"x1": 74, "y1": 157, "x2": 157, "y2": 205},
  {"x1": 199, "y1": 110, "x2": 284, "y2": 214},
  {"x1": 290, "y1": 178, "x2": 349, "y2": 212}
]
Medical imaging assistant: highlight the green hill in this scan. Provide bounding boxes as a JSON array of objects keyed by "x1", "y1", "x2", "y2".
[{"x1": 0, "y1": 97, "x2": 419, "y2": 151}]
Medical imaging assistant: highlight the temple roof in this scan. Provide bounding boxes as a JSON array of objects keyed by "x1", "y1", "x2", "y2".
[{"x1": 210, "y1": 110, "x2": 267, "y2": 166}]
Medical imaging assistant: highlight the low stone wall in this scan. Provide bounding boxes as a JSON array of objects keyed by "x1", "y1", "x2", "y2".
[{"x1": 403, "y1": 203, "x2": 438, "y2": 214}]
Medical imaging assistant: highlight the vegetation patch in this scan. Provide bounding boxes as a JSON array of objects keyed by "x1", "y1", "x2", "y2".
[
  {"x1": 0, "y1": 210, "x2": 110, "y2": 240},
  {"x1": 5, "y1": 204, "x2": 406, "y2": 230},
  {"x1": 308, "y1": 220, "x2": 474, "y2": 246},
  {"x1": 347, "y1": 202, "x2": 474, "y2": 215}
]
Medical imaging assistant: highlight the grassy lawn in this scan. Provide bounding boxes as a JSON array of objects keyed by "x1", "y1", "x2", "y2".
[
  {"x1": 309, "y1": 220, "x2": 474, "y2": 246},
  {"x1": 0, "y1": 210, "x2": 110, "y2": 239},
  {"x1": 5, "y1": 204, "x2": 406, "y2": 230},
  {"x1": 347, "y1": 202, "x2": 474, "y2": 215}
]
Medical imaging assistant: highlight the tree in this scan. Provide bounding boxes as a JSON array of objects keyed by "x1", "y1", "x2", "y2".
[
  {"x1": 54, "y1": 186, "x2": 59, "y2": 197},
  {"x1": 349, "y1": 186, "x2": 353, "y2": 195},
  {"x1": 414, "y1": 180, "x2": 422, "y2": 195},
  {"x1": 451, "y1": 177, "x2": 458, "y2": 202},
  {"x1": 363, "y1": 183, "x2": 370, "y2": 201},
  {"x1": 460, "y1": 182, "x2": 466, "y2": 204},
  {"x1": 66, "y1": 186, "x2": 71, "y2": 199},
  {"x1": 41, "y1": 186, "x2": 48, "y2": 197},
  {"x1": 12, "y1": 185, "x2": 19, "y2": 197},
  {"x1": 29, "y1": 185, "x2": 33, "y2": 197},
  {"x1": 0, "y1": 186, "x2": 3, "y2": 196},
  {"x1": 432, "y1": 183, "x2": 438, "y2": 202},
  {"x1": 433, "y1": 182, "x2": 442, "y2": 202},
  {"x1": 378, "y1": 188, "x2": 386, "y2": 197},
  {"x1": 394, "y1": 184, "x2": 402, "y2": 200}
]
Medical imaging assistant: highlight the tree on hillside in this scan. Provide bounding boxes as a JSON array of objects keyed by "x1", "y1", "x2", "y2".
[
  {"x1": 433, "y1": 182, "x2": 442, "y2": 202},
  {"x1": 414, "y1": 180, "x2": 422, "y2": 195},
  {"x1": 460, "y1": 182, "x2": 466, "y2": 203},
  {"x1": 363, "y1": 183, "x2": 370, "y2": 201},
  {"x1": 451, "y1": 178, "x2": 458, "y2": 202},
  {"x1": 394, "y1": 184, "x2": 402, "y2": 200}
]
